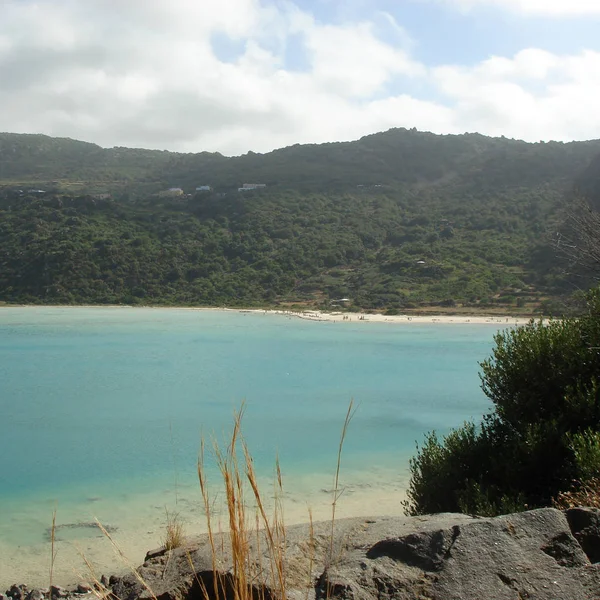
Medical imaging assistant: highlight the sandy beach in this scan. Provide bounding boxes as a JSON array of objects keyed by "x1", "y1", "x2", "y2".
[
  {"x1": 0, "y1": 304, "x2": 536, "y2": 326},
  {"x1": 239, "y1": 308, "x2": 533, "y2": 326}
]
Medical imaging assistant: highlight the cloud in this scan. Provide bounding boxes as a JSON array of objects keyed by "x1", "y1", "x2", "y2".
[
  {"x1": 0, "y1": 0, "x2": 430, "y2": 153},
  {"x1": 0, "y1": 0, "x2": 599, "y2": 155},
  {"x1": 436, "y1": 0, "x2": 600, "y2": 16},
  {"x1": 303, "y1": 21, "x2": 424, "y2": 98},
  {"x1": 432, "y1": 49, "x2": 600, "y2": 141}
]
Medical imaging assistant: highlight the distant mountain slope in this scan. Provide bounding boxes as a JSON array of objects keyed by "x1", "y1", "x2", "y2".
[
  {"x1": 575, "y1": 151, "x2": 600, "y2": 209},
  {"x1": 2, "y1": 129, "x2": 599, "y2": 194},
  {"x1": 1, "y1": 128, "x2": 599, "y2": 311}
]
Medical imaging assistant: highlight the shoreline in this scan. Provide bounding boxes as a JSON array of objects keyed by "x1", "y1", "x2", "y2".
[
  {"x1": 0, "y1": 304, "x2": 537, "y2": 325},
  {"x1": 0, "y1": 468, "x2": 408, "y2": 590}
]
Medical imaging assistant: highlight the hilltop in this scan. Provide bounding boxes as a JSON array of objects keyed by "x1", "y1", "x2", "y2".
[
  {"x1": 2, "y1": 128, "x2": 600, "y2": 195},
  {"x1": 1, "y1": 128, "x2": 599, "y2": 310}
]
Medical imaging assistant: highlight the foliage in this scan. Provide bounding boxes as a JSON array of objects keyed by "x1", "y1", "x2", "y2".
[
  {"x1": 2, "y1": 129, "x2": 600, "y2": 195},
  {"x1": 404, "y1": 287, "x2": 600, "y2": 516},
  {"x1": 0, "y1": 130, "x2": 600, "y2": 314},
  {"x1": 1, "y1": 129, "x2": 600, "y2": 309}
]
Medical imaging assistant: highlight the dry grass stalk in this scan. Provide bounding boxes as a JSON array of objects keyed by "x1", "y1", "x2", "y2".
[
  {"x1": 327, "y1": 399, "x2": 356, "y2": 570},
  {"x1": 554, "y1": 477, "x2": 600, "y2": 509},
  {"x1": 79, "y1": 551, "x2": 112, "y2": 600},
  {"x1": 94, "y1": 518, "x2": 158, "y2": 600},
  {"x1": 198, "y1": 437, "x2": 226, "y2": 600},
  {"x1": 244, "y1": 444, "x2": 286, "y2": 599},
  {"x1": 305, "y1": 508, "x2": 315, "y2": 600},
  {"x1": 213, "y1": 408, "x2": 252, "y2": 600},
  {"x1": 163, "y1": 508, "x2": 186, "y2": 551},
  {"x1": 78, "y1": 402, "x2": 355, "y2": 600},
  {"x1": 50, "y1": 507, "x2": 57, "y2": 590},
  {"x1": 196, "y1": 405, "x2": 289, "y2": 600}
]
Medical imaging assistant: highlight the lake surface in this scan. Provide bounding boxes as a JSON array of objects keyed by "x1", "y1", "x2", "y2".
[{"x1": 0, "y1": 307, "x2": 505, "y2": 586}]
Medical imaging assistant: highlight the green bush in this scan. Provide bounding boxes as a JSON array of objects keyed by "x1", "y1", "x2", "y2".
[{"x1": 404, "y1": 287, "x2": 600, "y2": 516}]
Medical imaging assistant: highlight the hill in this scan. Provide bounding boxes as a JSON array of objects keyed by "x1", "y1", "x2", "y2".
[
  {"x1": 1, "y1": 129, "x2": 599, "y2": 310},
  {"x1": 2, "y1": 128, "x2": 600, "y2": 194}
]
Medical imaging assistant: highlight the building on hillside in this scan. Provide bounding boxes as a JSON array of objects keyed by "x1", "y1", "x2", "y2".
[
  {"x1": 158, "y1": 187, "x2": 184, "y2": 198},
  {"x1": 238, "y1": 183, "x2": 267, "y2": 191},
  {"x1": 196, "y1": 185, "x2": 212, "y2": 192}
]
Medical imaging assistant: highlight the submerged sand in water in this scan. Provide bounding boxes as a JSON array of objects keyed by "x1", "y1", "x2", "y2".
[{"x1": 0, "y1": 465, "x2": 408, "y2": 589}]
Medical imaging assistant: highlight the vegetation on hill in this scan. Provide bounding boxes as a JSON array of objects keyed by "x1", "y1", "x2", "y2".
[
  {"x1": 2, "y1": 129, "x2": 600, "y2": 196},
  {"x1": 1, "y1": 128, "x2": 600, "y2": 309}
]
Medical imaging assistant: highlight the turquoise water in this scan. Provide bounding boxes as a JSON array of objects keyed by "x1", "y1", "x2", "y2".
[{"x1": 0, "y1": 307, "x2": 504, "y2": 584}]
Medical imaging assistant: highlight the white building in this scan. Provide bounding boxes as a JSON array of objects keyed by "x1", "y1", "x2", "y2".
[{"x1": 239, "y1": 183, "x2": 267, "y2": 191}]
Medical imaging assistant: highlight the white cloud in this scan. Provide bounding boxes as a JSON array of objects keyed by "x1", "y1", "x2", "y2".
[
  {"x1": 437, "y1": 0, "x2": 600, "y2": 16},
  {"x1": 303, "y1": 21, "x2": 424, "y2": 98},
  {"x1": 432, "y1": 49, "x2": 600, "y2": 141},
  {"x1": 0, "y1": 0, "x2": 599, "y2": 154}
]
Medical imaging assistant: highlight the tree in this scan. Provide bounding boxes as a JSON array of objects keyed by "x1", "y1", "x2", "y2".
[
  {"x1": 404, "y1": 286, "x2": 600, "y2": 516},
  {"x1": 557, "y1": 199, "x2": 600, "y2": 282}
]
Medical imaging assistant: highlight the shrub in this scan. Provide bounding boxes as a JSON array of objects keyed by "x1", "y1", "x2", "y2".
[
  {"x1": 554, "y1": 477, "x2": 600, "y2": 509},
  {"x1": 404, "y1": 286, "x2": 600, "y2": 516}
]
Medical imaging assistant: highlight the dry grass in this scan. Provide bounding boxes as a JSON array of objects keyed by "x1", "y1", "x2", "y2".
[
  {"x1": 196, "y1": 404, "x2": 287, "y2": 600},
  {"x1": 327, "y1": 400, "x2": 356, "y2": 570},
  {"x1": 96, "y1": 519, "x2": 159, "y2": 600},
  {"x1": 50, "y1": 507, "x2": 57, "y2": 590},
  {"x1": 554, "y1": 478, "x2": 600, "y2": 509},
  {"x1": 304, "y1": 508, "x2": 315, "y2": 600},
  {"x1": 79, "y1": 401, "x2": 355, "y2": 600},
  {"x1": 195, "y1": 401, "x2": 355, "y2": 600},
  {"x1": 77, "y1": 518, "x2": 159, "y2": 600},
  {"x1": 163, "y1": 509, "x2": 186, "y2": 551}
]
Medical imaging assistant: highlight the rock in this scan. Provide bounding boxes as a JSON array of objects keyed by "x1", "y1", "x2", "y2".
[
  {"x1": 15, "y1": 507, "x2": 600, "y2": 600},
  {"x1": 8, "y1": 585, "x2": 24, "y2": 600},
  {"x1": 144, "y1": 547, "x2": 167, "y2": 561},
  {"x1": 107, "y1": 508, "x2": 600, "y2": 600},
  {"x1": 320, "y1": 508, "x2": 599, "y2": 600},
  {"x1": 75, "y1": 585, "x2": 91, "y2": 594},
  {"x1": 366, "y1": 525, "x2": 460, "y2": 571},
  {"x1": 99, "y1": 576, "x2": 108, "y2": 588},
  {"x1": 49, "y1": 586, "x2": 66, "y2": 599},
  {"x1": 25, "y1": 590, "x2": 45, "y2": 600},
  {"x1": 566, "y1": 507, "x2": 600, "y2": 563}
]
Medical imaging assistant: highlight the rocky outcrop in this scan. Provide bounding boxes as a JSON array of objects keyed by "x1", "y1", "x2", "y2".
[
  {"x1": 103, "y1": 507, "x2": 600, "y2": 600},
  {"x1": 7, "y1": 507, "x2": 600, "y2": 600},
  {"x1": 318, "y1": 508, "x2": 600, "y2": 600}
]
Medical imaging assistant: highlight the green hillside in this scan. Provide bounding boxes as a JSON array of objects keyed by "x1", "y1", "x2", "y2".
[{"x1": 1, "y1": 129, "x2": 599, "y2": 311}]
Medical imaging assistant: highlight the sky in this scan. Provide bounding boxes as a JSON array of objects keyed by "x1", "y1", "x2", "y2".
[{"x1": 0, "y1": 0, "x2": 599, "y2": 155}]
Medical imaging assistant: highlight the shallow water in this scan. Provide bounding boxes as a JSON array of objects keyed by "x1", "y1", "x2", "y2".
[{"x1": 0, "y1": 307, "x2": 505, "y2": 587}]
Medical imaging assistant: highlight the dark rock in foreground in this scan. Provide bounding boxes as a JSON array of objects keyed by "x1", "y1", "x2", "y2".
[
  {"x1": 8, "y1": 507, "x2": 600, "y2": 600},
  {"x1": 105, "y1": 507, "x2": 600, "y2": 600}
]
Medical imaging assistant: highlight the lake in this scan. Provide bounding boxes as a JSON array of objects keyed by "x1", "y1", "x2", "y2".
[{"x1": 0, "y1": 307, "x2": 505, "y2": 587}]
